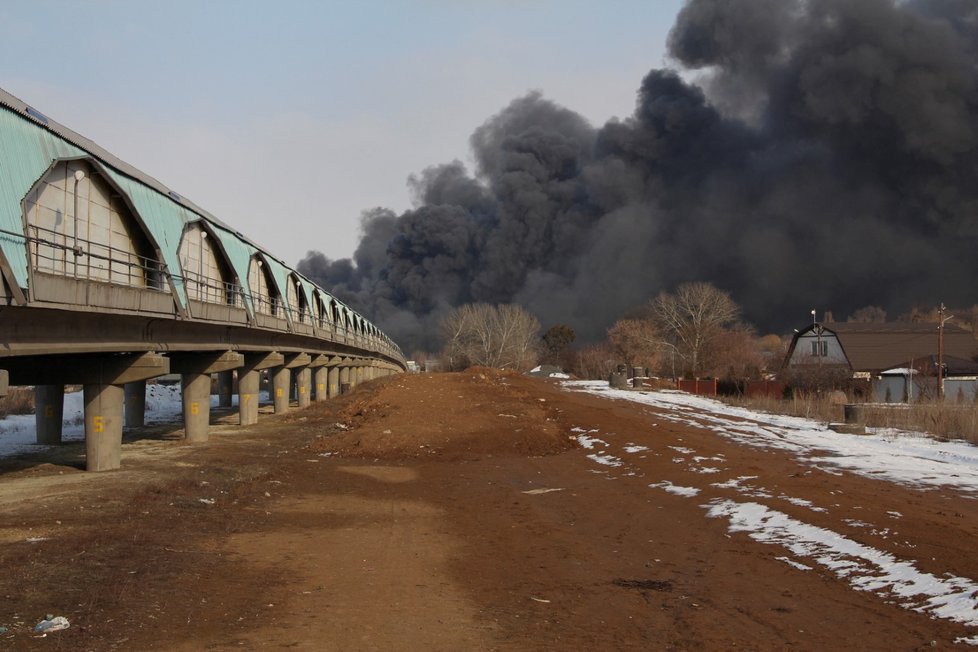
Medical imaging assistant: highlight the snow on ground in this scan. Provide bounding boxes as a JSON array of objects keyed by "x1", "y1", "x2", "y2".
[
  {"x1": 564, "y1": 381, "x2": 978, "y2": 495},
  {"x1": 0, "y1": 385, "x2": 270, "y2": 459},
  {"x1": 562, "y1": 380, "x2": 978, "y2": 635}
]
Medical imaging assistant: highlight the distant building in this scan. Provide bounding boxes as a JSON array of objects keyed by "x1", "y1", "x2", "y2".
[{"x1": 783, "y1": 321, "x2": 978, "y2": 401}]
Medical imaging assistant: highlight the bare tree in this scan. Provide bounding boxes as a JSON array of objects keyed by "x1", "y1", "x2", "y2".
[
  {"x1": 569, "y1": 342, "x2": 616, "y2": 380},
  {"x1": 703, "y1": 327, "x2": 765, "y2": 382},
  {"x1": 542, "y1": 324, "x2": 576, "y2": 366},
  {"x1": 651, "y1": 282, "x2": 740, "y2": 378},
  {"x1": 439, "y1": 303, "x2": 541, "y2": 372},
  {"x1": 607, "y1": 319, "x2": 661, "y2": 370}
]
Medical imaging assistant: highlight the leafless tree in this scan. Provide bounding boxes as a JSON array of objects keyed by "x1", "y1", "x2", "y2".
[
  {"x1": 607, "y1": 318, "x2": 661, "y2": 371},
  {"x1": 703, "y1": 327, "x2": 765, "y2": 382},
  {"x1": 650, "y1": 282, "x2": 740, "y2": 378},
  {"x1": 569, "y1": 342, "x2": 616, "y2": 380},
  {"x1": 440, "y1": 303, "x2": 541, "y2": 372}
]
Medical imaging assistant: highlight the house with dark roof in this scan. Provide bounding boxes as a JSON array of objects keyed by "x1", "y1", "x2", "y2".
[{"x1": 782, "y1": 321, "x2": 978, "y2": 401}]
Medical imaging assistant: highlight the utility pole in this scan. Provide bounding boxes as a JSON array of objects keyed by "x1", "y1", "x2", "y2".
[{"x1": 938, "y1": 303, "x2": 953, "y2": 401}]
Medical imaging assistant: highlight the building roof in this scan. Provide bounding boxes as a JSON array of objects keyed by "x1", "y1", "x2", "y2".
[
  {"x1": 786, "y1": 321, "x2": 977, "y2": 374},
  {"x1": 881, "y1": 354, "x2": 978, "y2": 376}
]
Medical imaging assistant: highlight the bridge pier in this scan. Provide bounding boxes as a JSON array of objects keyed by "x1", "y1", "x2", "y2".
[
  {"x1": 328, "y1": 365, "x2": 340, "y2": 398},
  {"x1": 4, "y1": 352, "x2": 170, "y2": 471},
  {"x1": 272, "y1": 367, "x2": 290, "y2": 413},
  {"x1": 314, "y1": 366, "x2": 327, "y2": 402},
  {"x1": 169, "y1": 351, "x2": 244, "y2": 442},
  {"x1": 181, "y1": 373, "x2": 211, "y2": 442},
  {"x1": 35, "y1": 385, "x2": 65, "y2": 445},
  {"x1": 296, "y1": 367, "x2": 312, "y2": 408},
  {"x1": 272, "y1": 353, "x2": 312, "y2": 414},
  {"x1": 124, "y1": 380, "x2": 146, "y2": 428},
  {"x1": 308, "y1": 354, "x2": 329, "y2": 403},
  {"x1": 84, "y1": 383, "x2": 125, "y2": 472},
  {"x1": 339, "y1": 365, "x2": 351, "y2": 394},
  {"x1": 239, "y1": 352, "x2": 285, "y2": 426}
]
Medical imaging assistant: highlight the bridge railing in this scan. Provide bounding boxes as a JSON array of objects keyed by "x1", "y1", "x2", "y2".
[
  {"x1": 175, "y1": 268, "x2": 246, "y2": 308},
  {"x1": 28, "y1": 223, "x2": 167, "y2": 290}
]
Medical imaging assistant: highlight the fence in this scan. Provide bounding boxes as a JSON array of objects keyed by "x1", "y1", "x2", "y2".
[{"x1": 676, "y1": 378, "x2": 717, "y2": 396}]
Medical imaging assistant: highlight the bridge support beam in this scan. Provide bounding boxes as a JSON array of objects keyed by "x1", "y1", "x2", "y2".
[
  {"x1": 169, "y1": 352, "x2": 244, "y2": 442},
  {"x1": 35, "y1": 385, "x2": 65, "y2": 445},
  {"x1": 124, "y1": 381, "x2": 146, "y2": 428},
  {"x1": 0, "y1": 370, "x2": 8, "y2": 397}
]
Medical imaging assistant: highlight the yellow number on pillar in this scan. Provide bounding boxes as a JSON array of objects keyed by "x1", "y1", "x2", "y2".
[
  {"x1": 299, "y1": 386, "x2": 306, "y2": 395},
  {"x1": 276, "y1": 388, "x2": 282, "y2": 397},
  {"x1": 45, "y1": 406, "x2": 54, "y2": 418},
  {"x1": 243, "y1": 394, "x2": 251, "y2": 404},
  {"x1": 191, "y1": 402, "x2": 199, "y2": 415},
  {"x1": 93, "y1": 415, "x2": 105, "y2": 433}
]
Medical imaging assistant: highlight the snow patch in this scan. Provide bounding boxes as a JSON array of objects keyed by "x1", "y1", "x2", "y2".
[
  {"x1": 705, "y1": 499, "x2": 978, "y2": 627},
  {"x1": 649, "y1": 481, "x2": 700, "y2": 497}
]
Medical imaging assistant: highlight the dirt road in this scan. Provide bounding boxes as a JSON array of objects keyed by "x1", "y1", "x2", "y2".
[{"x1": 1, "y1": 369, "x2": 976, "y2": 650}]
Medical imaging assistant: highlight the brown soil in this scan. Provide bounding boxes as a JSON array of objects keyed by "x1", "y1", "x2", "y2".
[{"x1": 1, "y1": 368, "x2": 976, "y2": 650}]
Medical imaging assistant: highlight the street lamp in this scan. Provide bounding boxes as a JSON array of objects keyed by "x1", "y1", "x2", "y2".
[{"x1": 72, "y1": 169, "x2": 86, "y2": 277}]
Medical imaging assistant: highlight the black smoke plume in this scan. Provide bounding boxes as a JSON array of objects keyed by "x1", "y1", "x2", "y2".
[{"x1": 299, "y1": 0, "x2": 978, "y2": 352}]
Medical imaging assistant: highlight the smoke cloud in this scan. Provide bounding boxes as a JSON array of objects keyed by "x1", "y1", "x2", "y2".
[{"x1": 298, "y1": 0, "x2": 978, "y2": 353}]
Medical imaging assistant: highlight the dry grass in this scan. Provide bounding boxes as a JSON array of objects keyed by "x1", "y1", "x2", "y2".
[
  {"x1": 722, "y1": 393, "x2": 844, "y2": 424},
  {"x1": 0, "y1": 388, "x2": 34, "y2": 418},
  {"x1": 722, "y1": 393, "x2": 978, "y2": 444}
]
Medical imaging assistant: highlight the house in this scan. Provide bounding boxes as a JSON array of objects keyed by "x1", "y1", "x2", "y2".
[{"x1": 782, "y1": 321, "x2": 978, "y2": 399}]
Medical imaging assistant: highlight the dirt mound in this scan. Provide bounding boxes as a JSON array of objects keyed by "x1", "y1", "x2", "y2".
[{"x1": 309, "y1": 368, "x2": 576, "y2": 460}]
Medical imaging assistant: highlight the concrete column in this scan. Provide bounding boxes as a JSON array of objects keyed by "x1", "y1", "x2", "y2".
[
  {"x1": 84, "y1": 383, "x2": 124, "y2": 472},
  {"x1": 328, "y1": 366, "x2": 340, "y2": 398},
  {"x1": 339, "y1": 366, "x2": 351, "y2": 394},
  {"x1": 217, "y1": 370, "x2": 234, "y2": 408},
  {"x1": 35, "y1": 385, "x2": 64, "y2": 445},
  {"x1": 124, "y1": 380, "x2": 146, "y2": 428},
  {"x1": 272, "y1": 367, "x2": 291, "y2": 413},
  {"x1": 296, "y1": 367, "x2": 311, "y2": 408},
  {"x1": 181, "y1": 373, "x2": 212, "y2": 442},
  {"x1": 239, "y1": 368, "x2": 260, "y2": 426},
  {"x1": 314, "y1": 367, "x2": 328, "y2": 402}
]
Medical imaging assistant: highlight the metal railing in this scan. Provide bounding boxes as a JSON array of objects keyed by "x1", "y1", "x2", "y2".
[
  {"x1": 176, "y1": 268, "x2": 245, "y2": 308},
  {"x1": 28, "y1": 223, "x2": 167, "y2": 291}
]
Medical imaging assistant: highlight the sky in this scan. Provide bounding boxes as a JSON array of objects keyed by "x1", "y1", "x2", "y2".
[{"x1": 0, "y1": 0, "x2": 685, "y2": 266}]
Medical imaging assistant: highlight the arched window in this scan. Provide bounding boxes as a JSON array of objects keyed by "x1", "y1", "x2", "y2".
[
  {"x1": 23, "y1": 159, "x2": 165, "y2": 290},
  {"x1": 312, "y1": 290, "x2": 328, "y2": 329},
  {"x1": 287, "y1": 274, "x2": 309, "y2": 323},
  {"x1": 178, "y1": 223, "x2": 237, "y2": 305},
  {"x1": 248, "y1": 255, "x2": 280, "y2": 316}
]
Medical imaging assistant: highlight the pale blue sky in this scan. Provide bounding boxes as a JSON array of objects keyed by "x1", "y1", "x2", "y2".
[{"x1": 1, "y1": 1, "x2": 685, "y2": 264}]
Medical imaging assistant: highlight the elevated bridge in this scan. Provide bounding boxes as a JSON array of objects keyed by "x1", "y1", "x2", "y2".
[{"x1": 0, "y1": 88, "x2": 405, "y2": 471}]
